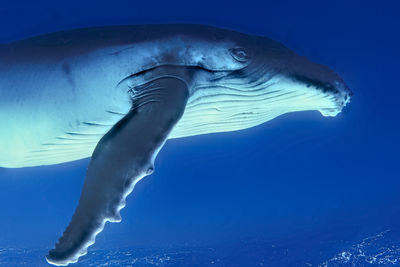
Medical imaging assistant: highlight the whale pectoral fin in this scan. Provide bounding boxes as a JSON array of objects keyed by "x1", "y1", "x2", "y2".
[{"x1": 46, "y1": 77, "x2": 189, "y2": 266}]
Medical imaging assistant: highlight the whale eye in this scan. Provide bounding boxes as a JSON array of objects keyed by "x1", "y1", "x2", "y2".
[{"x1": 230, "y1": 47, "x2": 250, "y2": 62}]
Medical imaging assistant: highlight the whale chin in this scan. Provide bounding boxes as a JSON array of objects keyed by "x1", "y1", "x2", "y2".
[
  {"x1": 319, "y1": 108, "x2": 342, "y2": 117},
  {"x1": 318, "y1": 90, "x2": 351, "y2": 117}
]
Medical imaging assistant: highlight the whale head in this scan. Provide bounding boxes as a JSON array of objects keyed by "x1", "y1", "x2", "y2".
[
  {"x1": 181, "y1": 33, "x2": 352, "y2": 135},
  {"x1": 220, "y1": 34, "x2": 352, "y2": 114},
  {"x1": 244, "y1": 34, "x2": 351, "y2": 114}
]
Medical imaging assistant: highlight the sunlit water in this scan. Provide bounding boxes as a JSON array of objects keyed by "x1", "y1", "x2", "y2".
[{"x1": 1, "y1": 229, "x2": 399, "y2": 266}]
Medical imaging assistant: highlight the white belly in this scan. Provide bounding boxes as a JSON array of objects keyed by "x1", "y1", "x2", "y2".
[{"x1": 0, "y1": 57, "x2": 132, "y2": 168}]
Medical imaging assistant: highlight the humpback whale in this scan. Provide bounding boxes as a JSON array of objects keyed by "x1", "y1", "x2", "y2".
[{"x1": 0, "y1": 24, "x2": 351, "y2": 265}]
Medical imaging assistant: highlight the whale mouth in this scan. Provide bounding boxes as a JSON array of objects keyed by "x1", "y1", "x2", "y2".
[
  {"x1": 290, "y1": 74, "x2": 352, "y2": 117},
  {"x1": 318, "y1": 82, "x2": 352, "y2": 117}
]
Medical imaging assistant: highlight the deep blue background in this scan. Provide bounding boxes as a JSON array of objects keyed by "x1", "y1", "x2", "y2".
[{"x1": 0, "y1": 0, "x2": 399, "y2": 265}]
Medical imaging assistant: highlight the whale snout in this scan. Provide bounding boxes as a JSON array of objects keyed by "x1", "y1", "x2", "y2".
[
  {"x1": 287, "y1": 55, "x2": 352, "y2": 118},
  {"x1": 335, "y1": 80, "x2": 352, "y2": 107},
  {"x1": 316, "y1": 79, "x2": 352, "y2": 117}
]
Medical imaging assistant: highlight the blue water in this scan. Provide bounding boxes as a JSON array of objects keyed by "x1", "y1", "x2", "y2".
[{"x1": 1, "y1": 0, "x2": 400, "y2": 266}]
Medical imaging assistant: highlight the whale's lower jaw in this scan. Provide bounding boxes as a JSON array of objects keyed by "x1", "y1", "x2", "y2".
[{"x1": 170, "y1": 76, "x2": 347, "y2": 139}]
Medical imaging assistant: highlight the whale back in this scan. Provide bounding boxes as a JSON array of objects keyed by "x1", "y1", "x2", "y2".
[{"x1": 2, "y1": 25, "x2": 250, "y2": 73}]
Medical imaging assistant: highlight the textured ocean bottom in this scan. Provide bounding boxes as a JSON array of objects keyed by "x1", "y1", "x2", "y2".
[{"x1": 1, "y1": 229, "x2": 399, "y2": 267}]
